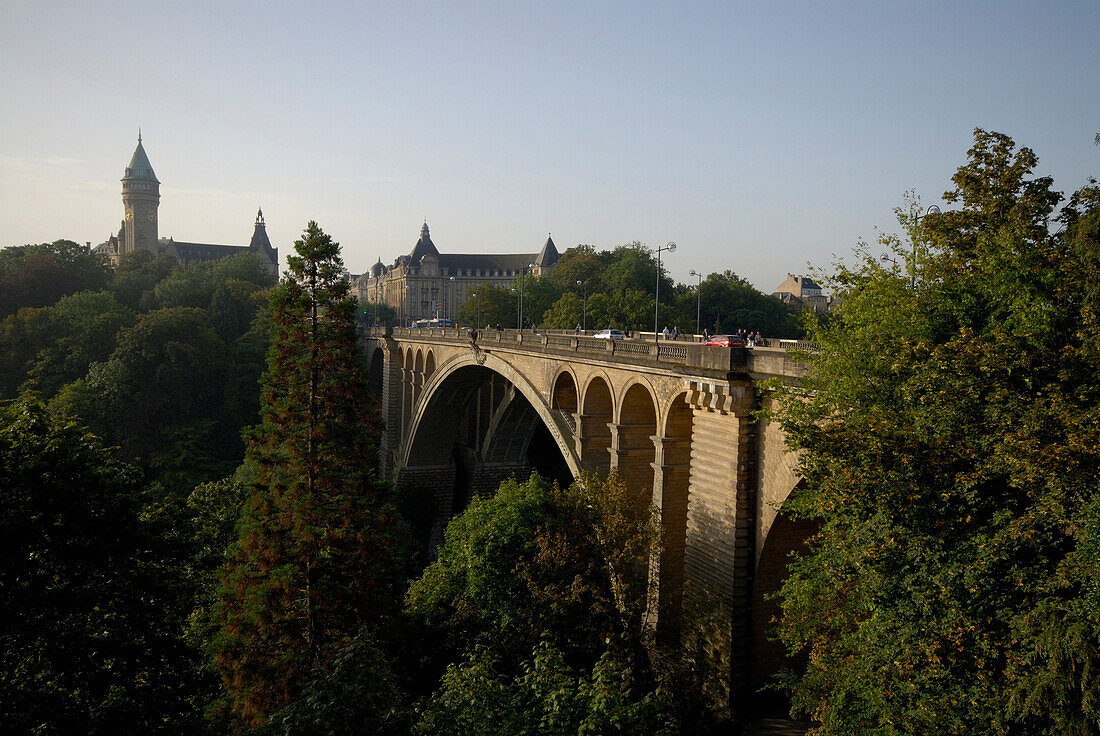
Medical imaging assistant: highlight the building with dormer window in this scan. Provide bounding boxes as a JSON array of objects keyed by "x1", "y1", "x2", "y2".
[
  {"x1": 358, "y1": 223, "x2": 559, "y2": 325},
  {"x1": 773, "y1": 273, "x2": 839, "y2": 313}
]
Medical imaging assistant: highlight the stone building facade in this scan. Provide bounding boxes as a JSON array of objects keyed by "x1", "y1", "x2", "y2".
[
  {"x1": 773, "y1": 273, "x2": 838, "y2": 312},
  {"x1": 357, "y1": 222, "x2": 559, "y2": 326},
  {"x1": 95, "y1": 135, "x2": 279, "y2": 276}
]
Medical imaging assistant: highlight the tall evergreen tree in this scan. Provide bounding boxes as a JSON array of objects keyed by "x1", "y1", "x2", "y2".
[{"x1": 212, "y1": 221, "x2": 398, "y2": 727}]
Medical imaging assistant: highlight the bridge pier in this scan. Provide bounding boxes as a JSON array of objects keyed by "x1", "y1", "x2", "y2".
[
  {"x1": 378, "y1": 342, "x2": 403, "y2": 479},
  {"x1": 394, "y1": 463, "x2": 457, "y2": 555},
  {"x1": 608, "y1": 422, "x2": 657, "y2": 497},
  {"x1": 573, "y1": 412, "x2": 612, "y2": 474},
  {"x1": 650, "y1": 435, "x2": 692, "y2": 640},
  {"x1": 682, "y1": 383, "x2": 757, "y2": 708}
]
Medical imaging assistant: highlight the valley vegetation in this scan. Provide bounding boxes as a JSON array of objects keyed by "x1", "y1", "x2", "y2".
[{"x1": 2, "y1": 129, "x2": 1098, "y2": 734}]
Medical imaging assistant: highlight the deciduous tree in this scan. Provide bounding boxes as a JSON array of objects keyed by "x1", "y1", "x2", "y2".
[
  {"x1": 772, "y1": 130, "x2": 1100, "y2": 734},
  {"x1": 0, "y1": 394, "x2": 201, "y2": 734}
]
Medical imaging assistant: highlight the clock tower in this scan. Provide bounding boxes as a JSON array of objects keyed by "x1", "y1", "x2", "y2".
[{"x1": 120, "y1": 132, "x2": 160, "y2": 254}]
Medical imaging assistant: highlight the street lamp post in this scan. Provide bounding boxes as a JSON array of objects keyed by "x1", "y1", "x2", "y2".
[
  {"x1": 475, "y1": 291, "x2": 480, "y2": 330},
  {"x1": 576, "y1": 280, "x2": 587, "y2": 332},
  {"x1": 447, "y1": 276, "x2": 455, "y2": 322},
  {"x1": 689, "y1": 269, "x2": 702, "y2": 336},
  {"x1": 518, "y1": 262, "x2": 537, "y2": 330},
  {"x1": 654, "y1": 242, "x2": 677, "y2": 344},
  {"x1": 518, "y1": 267, "x2": 524, "y2": 329}
]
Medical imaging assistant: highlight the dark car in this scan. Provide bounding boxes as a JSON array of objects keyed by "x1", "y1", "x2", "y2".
[{"x1": 702, "y1": 334, "x2": 746, "y2": 347}]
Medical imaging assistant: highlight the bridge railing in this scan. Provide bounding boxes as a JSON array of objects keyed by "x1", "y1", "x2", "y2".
[{"x1": 360, "y1": 325, "x2": 810, "y2": 378}]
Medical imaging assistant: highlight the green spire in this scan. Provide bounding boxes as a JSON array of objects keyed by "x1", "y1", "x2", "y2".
[{"x1": 123, "y1": 134, "x2": 158, "y2": 182}]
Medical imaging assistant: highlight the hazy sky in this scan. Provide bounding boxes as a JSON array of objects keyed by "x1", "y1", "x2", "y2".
[{"x1": 2, "y1": 1, "x2": 1097, "y2": 291}]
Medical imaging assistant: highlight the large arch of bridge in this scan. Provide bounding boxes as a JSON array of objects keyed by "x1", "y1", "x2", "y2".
[{"x1": 402, "y1": 351, "x2": 582, "y2": 479}]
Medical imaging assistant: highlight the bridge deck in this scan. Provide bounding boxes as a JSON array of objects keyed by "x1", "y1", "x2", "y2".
[{"x1": 361, "y1": 326, "x2": 808, "y2": 381}]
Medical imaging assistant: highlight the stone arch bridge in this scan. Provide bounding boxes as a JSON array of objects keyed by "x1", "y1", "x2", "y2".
[{"x1": 362, "y1": 326, "x2": 813, "y2": 705}]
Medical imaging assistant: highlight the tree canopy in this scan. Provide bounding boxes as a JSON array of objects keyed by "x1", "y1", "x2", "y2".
[
  {"x1": 0, "y1": 240, "x2": 110, "y2": 317},
  {"x1": 772, "y1": 129, "x2": 1100, "y2": 734},
  {"x1": 0, "y1": 394, "x2": 200, "y2": 734}
]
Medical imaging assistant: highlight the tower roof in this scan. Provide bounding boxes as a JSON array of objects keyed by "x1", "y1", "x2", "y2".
[
  {"x1": 533, "y1": 234, "x2": 560, "y2": 268},
  {"x1": 249, "y1": 207, "x2": 275, "y2": 255},
  {"x1": 408, "y1": 221, "x2": 441, "y2": 263},
  {"x1": 123, "y1": 134, "x2": 158, "y2": 182}
]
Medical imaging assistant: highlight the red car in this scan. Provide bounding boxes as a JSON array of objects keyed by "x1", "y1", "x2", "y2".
[{"x1": 702, "y1": 334, "x2": 746, "y2": 347}]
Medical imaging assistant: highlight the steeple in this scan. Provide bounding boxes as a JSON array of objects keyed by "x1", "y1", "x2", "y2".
[
  {"x1": 249, "y1": 206, "x2": 279, "y2": 277},
  {"x1": 409, "y1": 221, "x2": 441, "y2": 263},
  {"x1": 533, "y1": 233, "x2": 560, "y2": 269},
  {"x1": 123, "y1": 134, "x2": 158, "y2": 182}
]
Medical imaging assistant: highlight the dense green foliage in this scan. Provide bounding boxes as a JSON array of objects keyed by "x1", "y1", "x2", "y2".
[
  {"x1": 407, "y1": 473, "x2": 658, "y2": 669},
  {"x1": 416, "y1": 642, "x2": 676, "y2": 736},
  {"x1": 0, "y1": 395, "x2": 202, "y2": 734},
  {"x1": 0, "y1": 239, "x2": 110, "y2": 317},
  {"x1": 407, "y1": 472, "x2": 716, "y2": 734},
  {"x1": 212, "y1": 222, "x2": 400, "y2": 727},
  {"x1": 773, "y1": 129, "x2": 1100, "y2": 734},
  {"x1": 0, "y1": 250, "x2": 276, "y2": 491},
  {"x1": 456, "y1": 242, "x2": 801, "y2": 336}
]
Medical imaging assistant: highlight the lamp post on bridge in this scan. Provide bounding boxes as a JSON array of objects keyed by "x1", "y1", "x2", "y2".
[
  {"x1": 447, "y1": 276, "x2": 455, "y2": 321},
  {"x1": 689, "y1": 268, "x2": 702, "y2": 336},
  {"x1": 576, "y1": 280, "x2": 588, "y2": 332},
  {"x1": 519, "y1": 262, "x2": 536, "y2": 329},
  {"x1": 654, "y1": 241, "x2": 676, "y2": 344}
]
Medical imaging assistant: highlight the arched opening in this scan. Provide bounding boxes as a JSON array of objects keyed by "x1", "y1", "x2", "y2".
[
  {"x1": 401, "y1": 363, "x2": 576, "y2": 556},
  {"x1": 367, "y1": 347, "x2": 385, "y2": 405},
  {"x1": 578, "y1": 376, "x2": 613, "y2": 474},
  {"x1": 750, "y1": 488, "x2": 820, "y2": 716},
  {"x1": 614, "y1": 383, "x2": 657, "y2": 499},
  {"x1": 653, "y1": 392, "x2": 693, "y2": 639},
  {"x1": 552, "y1": 371, "x2": 578, "y2": 413},
  {"x1": 425, "y1": 350, "x2": 436, "y2": 379},
  {"x1": 413, "y1": 349, "x2": 425, "y2": 408},
  {"x1": 401, "y1": 348, "x2": 414, "y2": 433}
]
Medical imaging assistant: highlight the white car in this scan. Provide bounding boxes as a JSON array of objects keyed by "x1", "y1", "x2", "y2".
[{"x1": 592, "y1": 329, "x2": 625, "y2": 340}]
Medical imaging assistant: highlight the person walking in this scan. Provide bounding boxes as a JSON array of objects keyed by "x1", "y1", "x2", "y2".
[
  {"x1": 672, "y1": 325, "x2": 679, "y2": 340},
  {"x1": 662, "y1": 326, "x2": 670, "y2": 340}
]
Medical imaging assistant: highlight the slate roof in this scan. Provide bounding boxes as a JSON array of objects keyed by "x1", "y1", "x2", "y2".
[
  {"x1": 248, "y1": 208, "x2": 277, "y2": 259},
  {"x1": 408, "y1": 222, "x2": 441, "y2": 263},
  {"x1": 167, "y1": 240, "x2": 251, "y2": 262},
  {"x1": 123, "y1": 136, "x2": 158, "y2": 182},
  {"x1": 533, "y1": 235, "x2": 560, "y2": 268},
  {"x1": 397, "y1": 222, "x2": 548, "y2": 275}
]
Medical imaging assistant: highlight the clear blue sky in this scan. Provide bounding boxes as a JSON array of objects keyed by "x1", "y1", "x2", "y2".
[{"x1": 2, "y1": 1, "x2": 1097, "y2": 291}]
